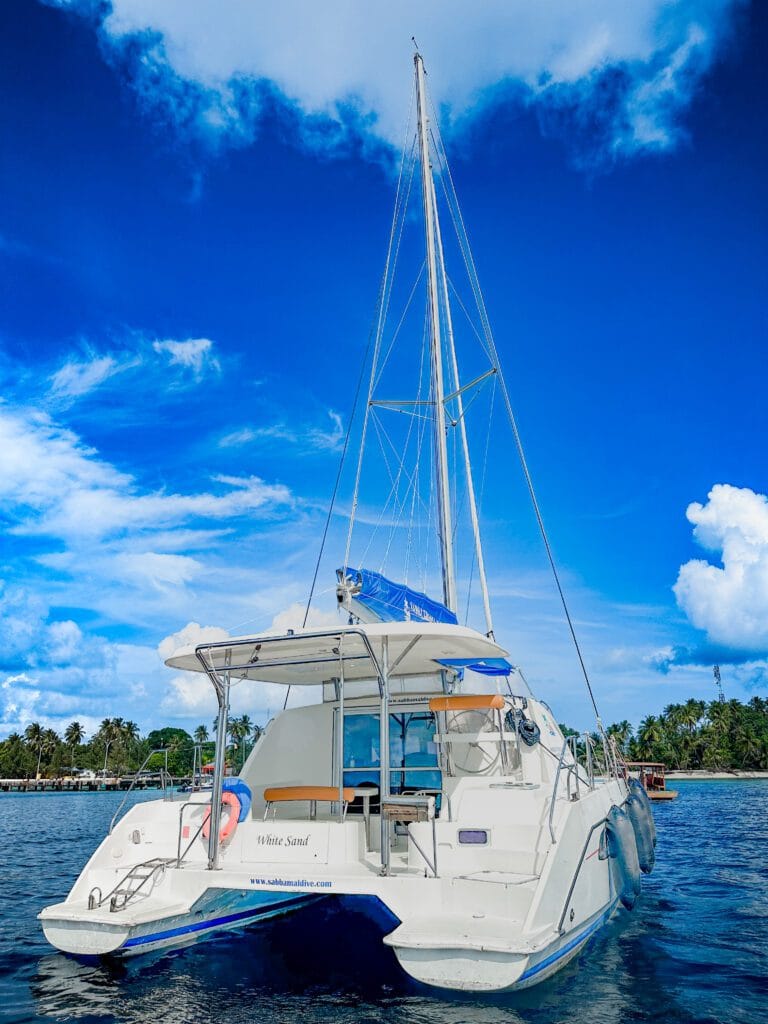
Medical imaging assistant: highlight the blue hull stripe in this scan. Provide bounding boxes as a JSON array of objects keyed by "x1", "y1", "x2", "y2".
[
  {"x1": 518, "y1": 902, "x2": 616, "y2": 981},
  {"x1": 122, "y1": 893, "x2": 314, "y2": 949}
]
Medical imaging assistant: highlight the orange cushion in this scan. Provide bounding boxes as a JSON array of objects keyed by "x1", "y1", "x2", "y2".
[
  {"x1": 429, "y1": 693, "x2": 505, "y2": 712},
  {"x1": 264, "y1": 785, "x2": 356, "y2": 804}
]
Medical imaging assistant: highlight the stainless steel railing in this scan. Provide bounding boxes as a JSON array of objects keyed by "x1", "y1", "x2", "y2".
[
  {"x1": 175, "y1": 799, "x2": 209, "y2": 867},
  {"x1": 88, "y1": 857, "x2": 173, "y2": 912},
  {"x1": 555, "y1": 816, "x2": 608, "y2": 933},
  {"x1": 547, "y1": 731, "x2": 627, "y2": 843},
  {"x1": 109, "y1": 747, "x2": 176, "y2": 834}
]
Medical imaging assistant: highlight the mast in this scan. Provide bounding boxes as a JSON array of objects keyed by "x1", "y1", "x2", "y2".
[
  {"x1": 415, "y1": 52, "x2": 457, "y2": 613},
  {"x1": 430, "y1": 172, "x2": 495, "y2": 638}
]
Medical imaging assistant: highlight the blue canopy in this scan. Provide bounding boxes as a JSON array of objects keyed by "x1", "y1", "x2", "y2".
[
  {"x1": 435, "y1": 657, "x2": 514, "y2": 677},
  {"x1": 337, "y1": 567, "x2": 458, "y2": 625}
]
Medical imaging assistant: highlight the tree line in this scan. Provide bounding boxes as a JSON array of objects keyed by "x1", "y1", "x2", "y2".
[
  {"x1": 588, "y1": 696, "x2": 768, "y2": 771},
  {"x1": 0, "y1": 714, "x2": 263, "y2": 780},
  {"x1": 2, "y1": 696, "x2": 766, "y2": 779}
]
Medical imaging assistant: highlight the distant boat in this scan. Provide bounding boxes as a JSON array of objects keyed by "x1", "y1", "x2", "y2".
[{"x1": 626, "y1": 762, "x2": 679, "y2": 800}]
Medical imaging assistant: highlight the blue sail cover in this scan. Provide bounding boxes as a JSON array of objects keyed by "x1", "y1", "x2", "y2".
[
  {"x1": 337, "y1": 567, "x2": 458, "y2": 625},
  {"x1": 435, "y1": 657, "x2": 514, "y2": 676}
]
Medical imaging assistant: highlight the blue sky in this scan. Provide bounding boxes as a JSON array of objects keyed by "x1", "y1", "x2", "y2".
[{"x1": 1, "y1": 0, "x2": 766, "y2": 738}]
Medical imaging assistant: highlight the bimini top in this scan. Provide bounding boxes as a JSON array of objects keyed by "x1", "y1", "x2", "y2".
[{"x1": 164, "y1": 621, "x2": 509, "y2": 686}]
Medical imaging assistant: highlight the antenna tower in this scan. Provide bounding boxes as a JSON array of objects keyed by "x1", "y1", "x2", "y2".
[{"x1": 713, "y1": 664, "x2": 725, "y2": 703}]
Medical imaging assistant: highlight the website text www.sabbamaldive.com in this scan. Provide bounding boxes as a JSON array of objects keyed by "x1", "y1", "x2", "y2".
[{"x1": 250, "y1": 877, "x2": 333, "y2": 889}]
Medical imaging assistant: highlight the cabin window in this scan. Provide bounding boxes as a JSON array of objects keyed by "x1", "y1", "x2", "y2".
[
  {"x1": 342, "y1": 711, "x2": 440, "y2": 793},
  {"x1": 458, "y1": 829, "x2": 489, "y2": 845}
]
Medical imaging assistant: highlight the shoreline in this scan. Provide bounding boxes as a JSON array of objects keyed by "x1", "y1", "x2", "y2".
[{"x1": 664, "y1": 770, "x2": 768, "y2": 781}]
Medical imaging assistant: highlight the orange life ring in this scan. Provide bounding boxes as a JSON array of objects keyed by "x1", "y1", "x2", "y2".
[{"x1": 202, "y1": 791, "x2": 241, "y2": 842}]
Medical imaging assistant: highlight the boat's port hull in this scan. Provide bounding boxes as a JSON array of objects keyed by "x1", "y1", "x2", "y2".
[{"x1": 40, "y1": 890, "x2": 323, "y2": 958}]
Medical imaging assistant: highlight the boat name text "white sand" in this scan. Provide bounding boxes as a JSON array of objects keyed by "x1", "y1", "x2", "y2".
[{"x1": 256, "y1": 833, "x2": 310, "y2": 847}]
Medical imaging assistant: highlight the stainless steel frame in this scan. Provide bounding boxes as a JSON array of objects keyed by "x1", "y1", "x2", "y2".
[{"x1": 194, "y1": 627, "x2": 386, "y2": 872}]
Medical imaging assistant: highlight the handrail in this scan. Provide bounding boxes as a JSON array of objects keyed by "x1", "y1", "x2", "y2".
[
  {"x1": 109, "y1": 859, "x2": 169, "y2": 912},
  {"x1": 548, "y1": 738, "x2": 569, "y2": 843},
  {"x1": 556, "y1": 780, "x2": 632, "y2": 934},
  {"x1": 109, "y1": 747, "x2": 175, "y2": 834},
  {"x1": 548, "y1": 733, "x2": 602, "y2": 843},
  {"x1": 176, "y1": 799, "x2": 209, "y2": 866},
  {"x1": 407, "y1": 825, "x2": 438, "y2": 878},
  {"x1": 194, "y1": 625, "x2": 386, "y2": 872},
  {"x1": 89, "y1": 857, "x2": 172, "y2": 911},
  {"x1": 556, "y1": 817, "x2": 607, "y2": 934}
]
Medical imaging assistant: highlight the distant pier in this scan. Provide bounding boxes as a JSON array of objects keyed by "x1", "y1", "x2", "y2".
[{"x1": 0, "y1": 774, "x2": 182, "y2": 793}]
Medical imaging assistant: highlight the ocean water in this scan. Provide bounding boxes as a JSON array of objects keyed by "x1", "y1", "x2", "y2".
[{"x1": 1, "y1": 782, "x2": 766, "y2": 1024}]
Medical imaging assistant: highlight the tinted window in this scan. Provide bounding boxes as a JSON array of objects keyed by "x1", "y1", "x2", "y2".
[{"x1": 343, "y1": 711, "x2": 439, "y2": 794}]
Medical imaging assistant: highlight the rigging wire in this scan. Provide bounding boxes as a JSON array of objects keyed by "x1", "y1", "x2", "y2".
[
  {"x1": 381, "y1": 314, "x2": 430, "y2": 575},
  {"x1": 299, "y1": 311, "x2": 374, "y2": 629},
  {"x1": 464, "y1": 376, "x2": 497, "y2": 625},
  {"x1": 404, "y1": 307, "x2": 432, "y2": 590},
  {"x1": 343, "y1": 124, "x2": 417, "y2": 573},
  {"x1": 302, "y1": 84, "x2": 416, "y2": 638},
  {"x1": 374, "y1": 262, "x2": 425, "y2": 391},
  {"x1": 429, "y1": 93, "x2": 604, "y2": 728}
]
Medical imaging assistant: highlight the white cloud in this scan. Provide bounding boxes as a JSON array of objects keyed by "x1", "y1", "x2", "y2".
[
  {"x1": 0, "y1": 402, "x2": 303, "y2": 737},
  {"x1": 219, "y1": 427, "x2": 256, "y2": 448},
  {"x1": 158, "y1": 607, "x2": 339, "y2": 720},
  {"x1": 0, "y1": 406, "x2": 292, "y2": 542},
  {"x1": 307, "y1": 411, "x2": 344, "y2": 452},
  {"x1": 157, "y1": 621, "x2": 231, "y2": 662},
  {"x1": 46, "y1": 620, "x2": 85, "y2": 664},
  {"x1": 618, "y1": 22, "x2": 707, "y2": 151},
  {"x1": 0, "y1": 673, "x2": 42, "y2": 735},
  {"x1": 218, "y1": 411, "x2": 344, "y2": 454},
  {"x1": 265, "y1": 602, "x2": 340, "y2": 635},
  {"x1": 674, "y1": 484, "x2": 768, "y2": 654},
  {"x1": 0, "y1": 581, "x2": 48, "y2": 659},
  {"x1": 59, "y1": 0, "x2": 744, "y2": 164},
  {"x1": 153, "y1": 337, "x2": 220, "y2": 378},
  {"x1": 162, "y1": 672, "x2": 217, "y2": 715},
  {"x1": 0, "y1": 607, "x2": 155, "y2": 736},
  {"x1": 0, "y1": 579, "x2": 116, "y2": 676},
  {"x1": 49, "y1": 355, "x2": 120, "y2": 399},
  {"x1": 113, "y1": 551, "x2": 204, "y2": 591},
  {"x1": 161, "y1": 670, "x2": 295, "y2": 721}
]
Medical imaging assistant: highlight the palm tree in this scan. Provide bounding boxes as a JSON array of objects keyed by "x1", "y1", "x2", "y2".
[
  {"x1": 24, "y1": 722, "x2": 44, "y2": 779},
  {"x1": 118, "y1": 720, "x2": 140, "y2": 773},
  {"x1": 122, "y1": 720, "x2": 139, "y2": 742},
  {"x1": 227, "y1": 716, "x2": 244, "y2": 768},
  {"x1": 64, "y1": 721, "x2": 85, "y2": 772},
  {"x1": 41, "y1": 728, "x2": 59, "y2": 775},
  {"x1": 636, "y1": 715, "x2": 664, "y2": 760},
  {"x1": 681, "y1": 699, "x2": 706, "y2": 734},
  {"x1": 237, "y1": 714, "x2": 254, "y2": 767},
  {"x1": 96, "y1": 718, "x2": 121, "y2": 773},
  {"x1": 703, "y1": 700, "x2": 732, "y2": 769},
  {"x1": 607, "y1": 720, "x2": 633, "y2": 755},
  {"x1": 194, "y1": 724, "x2": 209, "y2": 745}
]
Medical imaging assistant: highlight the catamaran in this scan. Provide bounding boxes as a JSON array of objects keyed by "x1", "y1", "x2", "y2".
[{"x1": 39, "y1": 53, "x2": 655, "y2": 993}]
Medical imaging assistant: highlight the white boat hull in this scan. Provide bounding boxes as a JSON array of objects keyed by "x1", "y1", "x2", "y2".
[
  {"x1": 39, "y1": 693, "x2": 643, "y2": 994},
  {"x1": 40, "y1": 888, "x2": 323, "y2": 957},
  {"x1": 387, "y1": 900, "x2": 618, "y2": 991}
]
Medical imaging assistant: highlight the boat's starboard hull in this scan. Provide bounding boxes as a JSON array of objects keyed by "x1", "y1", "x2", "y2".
[{"x1": 385, "y1": 901, "x2": 619, "y2": 992}]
